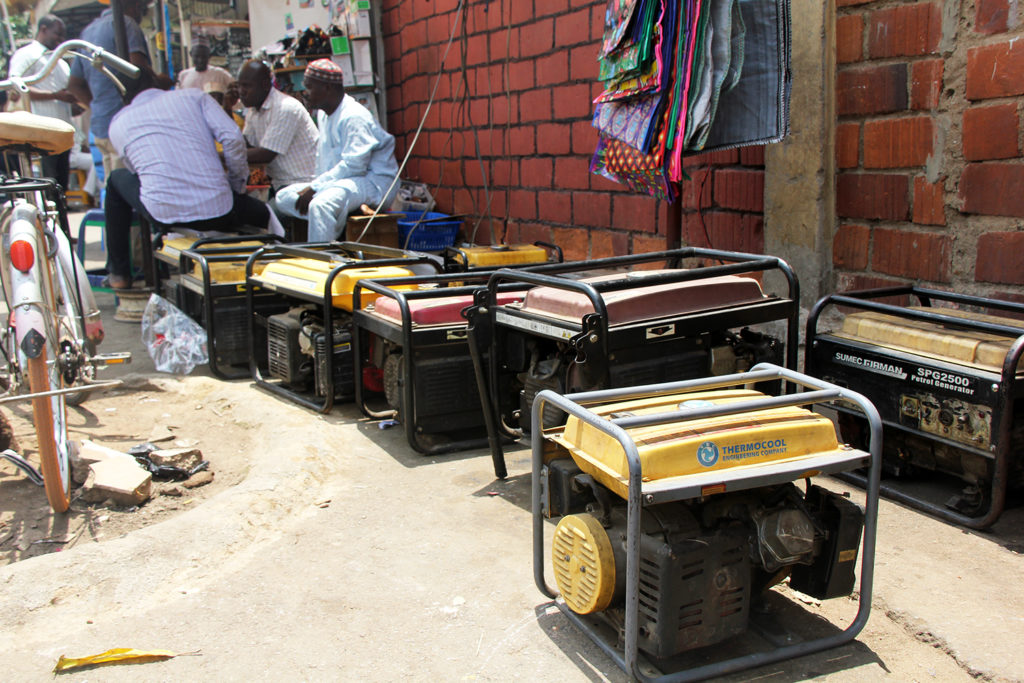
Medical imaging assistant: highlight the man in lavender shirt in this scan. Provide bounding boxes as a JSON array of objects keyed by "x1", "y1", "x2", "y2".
[{"x1": 103, "y1": 71, "x2": 268, "y2": 288}]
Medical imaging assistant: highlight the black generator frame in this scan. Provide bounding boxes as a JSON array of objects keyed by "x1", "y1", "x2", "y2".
[
  {"x1": 531, "y1": 364, "x2": 881, "y2": 682},
  {"x1": 175, "y1": 235, "x2": 286, "y2": 380},
  {"x1": 245, "y1": 242, "x2": 441, "y2": 413},
  {"x1": 806, "y1": 285, "x2": 1024, "y2": 529},
  {"x1": 466, "y1": 248, "x2": 800, "y2": 478},
  {"x1": 351, "y1": 272, "x2": 534, "y2": 455}
]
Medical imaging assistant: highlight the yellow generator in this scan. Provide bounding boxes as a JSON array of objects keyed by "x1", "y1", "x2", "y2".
[
  {"x1": 806, "y1": 286, "x2": 1024, "y2": 528},
  {"x1": 443, "y1": 241, "x2": 562, "y2": 272},
  {"x1": 531, "y1": 364, "x2": 880, "y2": 680}
]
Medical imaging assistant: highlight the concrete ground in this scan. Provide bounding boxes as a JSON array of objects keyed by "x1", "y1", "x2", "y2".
[{"x1": 0, "y1": 213, "x2": 1020, "y2": 681}]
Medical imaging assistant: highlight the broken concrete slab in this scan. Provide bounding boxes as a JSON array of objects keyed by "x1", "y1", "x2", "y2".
[
  {"x1": 72, "y1": 440, "x2": 137, "y2": 485},
  {"x1": 148, "y1": 447, "x2": 203, "y2": 472},
  {"x1": 80, "y1": 458, "x2": 152, "y2": 506}
]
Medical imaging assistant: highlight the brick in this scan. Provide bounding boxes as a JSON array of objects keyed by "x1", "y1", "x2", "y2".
[
  {"x1": 680, "y1": 168, "x2": 712, "y2": 210},
  {"x1": 872, "y1": 228, "x2": 951, "y2": 282},
  {"x1": 836, "y1": 273, "x2": 906, "y2": 294},
  {"x1": 913, "y1": 176, "x2": 946, "y2": 226},
  {"x1": 553, "y1": 83, "x2": 593, "y2": 119},
  {"x1": 834, "y1": 224, "x2": 870, "y2": 269},
  {"x1": 836, "y1": 173, "x2": 910, "y2": 220},
  {"x1": 713, "y1": 168, "x2": 764, "y2": 212},
  {"x1": 507, "y1": 60, "x2": 535, "y2": 91},
  {"x1": 82, "y1": 459, "x2": 152, "y2": 506},
  {"x1": 591, "y1": 230, "x2": 628, "y2": 259},
  {"x1": 570, "y1": 44, "x2": 600, "y2": 81},
  {"x1": 739, "y1": 145, "x2": 765, "y2": 167},
  {"x1": 492, "y1": 159, "x2": 520, "y2": 186},
  {"x1": 464, "y1": 34, "x2": 488, "y2": 65},
  {"x1": 536, "y1": 52, "x2": 569, "y2": 87},
  {"x1": 520, "y1": 18, "x2": 554, "y2": 57},
  {"x1": 510, "y1": 0, "x2": 535, "y2": 25},
  {"x1": 555, "y1": 9, "x2": 591, "y2": 47},
  {"x1": 976, "y1": 232, "x2": 1024, "y2": 284},
  {"x1": 537, "y1": 123, "x2": 572, "y2": 155},
  {"x1": 910, "y1": 59, "x2": 943, "y2": 110},
  {"x1": 538, "y1": 190, "x2": 572, "y2": 221},
  {"x1": 963, "y1": 104, "x2": 1019, "y2": 161},
  {"x1": 837, "y1": 64, "x2": 908, "y2": 116},
  {"x1": 976, "y1": 0, "x2": 1010, "y2": 34},
  {"x1": 572, "y1": 191, "x2": 612, "y2": 227},
  {"x1": 967, "y1": 41, "x2": 1024, "y2": 100},
  {"x1": 838, "y1": 0, "x2": 875, "y2": 5},
  {"x1": 836, "y1": 122, "x2": 860, "y2": 168},
  {"x1": 868, "y1": 2, "x2": 942, "y2": 57},
  {"x1": 571, "y1": 119, "x2": 598, "y2": 155},
  {"x1": 509, "y1": 125, "x2": 536, "y2": 155},
  {"x1": 555, "y1": 156, "x2": 592, "y2": 190},
  {"x1": 632, "y1": 234, "x2": 667, "y2": 261},
  {"x1": 517, "y1": 222, "x2": 554, "y2": 246},
  {"x1": 692, "y1": 212, "x2": 764, "y2": 254},
  {"x1": 553, "y1": 226, "x2": 590, "y2": 261},
  {"x1": 836, "y1": 14, "x2": 864, "y2": 63},
  {"x1": 520, "y1": 89, "x2": 553, "y2": 122},
  {"x1": 683, "y1": 149, "x2": 739, "y2": 167},
  {"x1": 863, "y1": 116, "x2": 934, "y2": 168},
  {"x1": 961, "y1": 163, "x2": 1024, "y2": 216},
  {"x1": 612, "y1": 193, "x2": 659, "y2": 232},
  {"x1": 508, "y1": 189, "x2": 537, "y2": 220},
  {"x1": 520, "y1": 157, "x2": 552, "y2": 189}
]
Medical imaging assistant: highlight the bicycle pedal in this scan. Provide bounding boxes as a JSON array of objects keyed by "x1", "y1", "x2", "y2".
[{"x1": 91, "y1": 352, "x2": 132, "y2": 366}]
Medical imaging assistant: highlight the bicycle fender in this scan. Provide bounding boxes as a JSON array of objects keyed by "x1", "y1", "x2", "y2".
[{"x1": 8, "y1": 211, "x2": 48, "y2": 356}]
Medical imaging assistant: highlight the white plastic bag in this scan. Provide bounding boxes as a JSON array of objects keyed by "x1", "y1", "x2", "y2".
[{"x1": 141, "y1": 294, "x2": 208, "y2": 374}]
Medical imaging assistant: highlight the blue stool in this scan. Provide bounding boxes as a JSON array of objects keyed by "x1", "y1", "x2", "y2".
[{"x1": 75, "y1": 207, "x2": 106, "y2": 262}]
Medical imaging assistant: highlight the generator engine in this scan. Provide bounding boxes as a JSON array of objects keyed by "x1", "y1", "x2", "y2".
[
  {"x1": 267, "y1": 306, "x2": 355, "y2": 401},
  {"x1": 547, "y1": 476, "x2": 862, "y2": 658}
]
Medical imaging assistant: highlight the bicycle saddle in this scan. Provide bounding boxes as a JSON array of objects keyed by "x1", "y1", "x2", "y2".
[{"x1": 0, "y1": 111, "x2": 74, "y2": 155}]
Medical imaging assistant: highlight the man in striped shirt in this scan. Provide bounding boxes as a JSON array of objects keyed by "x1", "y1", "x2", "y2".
[
  {"x1": 237, "y1": 60, "x2": 317, "y2": 192},
  {"x1": 103, "y1": 71, "x2": 270, "y2": 289}
]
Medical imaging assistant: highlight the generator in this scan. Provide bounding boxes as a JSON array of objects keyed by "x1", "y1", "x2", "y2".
[
  {"x1": 532, "y1": 364, "x2": 880, "y2": 680},
  {"x1": 465, "y1": 248, "x2": 799, "y2": 478},
  {"x1": 352, "y1": 272, "x2": 531, "y2": 454},
  {"x1": 442, "y1": 241, "x2": 562, "y2": 272},
  {"x1": 245, "y1": 242, "x2": 441, "y2": 412},
  {"x1": 806, "y1": 286, "x2": 1024, "y2": 528},
  {"x1": 266, "y1": 306, "x2": 355, "y2": 401}
]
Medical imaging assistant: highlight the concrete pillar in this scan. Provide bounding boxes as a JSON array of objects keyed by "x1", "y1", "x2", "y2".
[{"x1": 764, "y1": 0, "x2": 835, "y2": 314}]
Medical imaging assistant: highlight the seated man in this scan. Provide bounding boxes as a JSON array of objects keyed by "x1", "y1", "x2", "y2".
[
  {"x1": 104, "y1": 70, "x2": 270, "y2": 289},
  {"x1": 275, "y1": 59, "x2": 398, "y2": 242},
  {"x1": 236, "y1": 60, "x2": 316, "y2": 192}
]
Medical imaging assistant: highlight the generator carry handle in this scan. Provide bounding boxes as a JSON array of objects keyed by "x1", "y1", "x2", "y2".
[{"x1": 531, "y1": 364, "x2": 882, "y2": 683}]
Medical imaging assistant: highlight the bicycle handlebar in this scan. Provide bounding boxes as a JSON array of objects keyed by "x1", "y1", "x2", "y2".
[{"x1": 0, "y1": 39, "x2": 140, "y2": 95}]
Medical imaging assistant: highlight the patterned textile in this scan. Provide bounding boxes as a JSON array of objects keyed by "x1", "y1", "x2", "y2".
[
  {"x1": 591, "y1": 121, "x2": 674, "y2": 202},
  {"x1": 593, "y1": 92, "x2": 663, "y2": 153},
  {"x1": 305, "y1": 58, "x2": 345, "y2": 84},
  {"x1": 602, "y1": 0, "x2": 642, "y2": 55}
]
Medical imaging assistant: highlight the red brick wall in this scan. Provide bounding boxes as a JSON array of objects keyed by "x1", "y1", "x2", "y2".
[
  {"x1": 835, "y1": 0, "x2": 1024, "y2": 298},
  {"x1": 379, "y1": 0, "x2": 766, "y2": 258}
]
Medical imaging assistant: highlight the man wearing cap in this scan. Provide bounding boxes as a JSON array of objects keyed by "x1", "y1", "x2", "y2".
[
  {"x1": 274, "y1": 59, "x2": 397, "y2": 242},
  {"x1": 236, "y1": 60, "x2": 316, "y2": 192},
  {"x1": 67, "y1": 0, "x2": 155, "y2": 181},
  {"x1": 177, "y1": 40, "x2": 232, "y2": 93}
]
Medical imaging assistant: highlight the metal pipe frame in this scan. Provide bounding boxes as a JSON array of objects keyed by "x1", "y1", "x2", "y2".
[
  {"x1": 806, "y1": 286, "x2": 1024, "y2": 529},
  {"x1": 531, "y1": 364, "x2": 882, "y2": 682},
  {"x1": 245, "y1": 243, "x2": 440, "y2": 413},
  {"x1": 470, "y1": 248, "x2": 800, "y2": 479}
]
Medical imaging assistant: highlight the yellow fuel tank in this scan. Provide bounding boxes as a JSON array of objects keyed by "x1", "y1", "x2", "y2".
[
  {"x1": 549, "y1": 389, "x2": 841, "y2": 499},
  {"x1": 252, "y1": 258, "x2": 415, "y2": 311},
  {"x1": 448, "y1": 244, "x2": 552, "y2": 269}
]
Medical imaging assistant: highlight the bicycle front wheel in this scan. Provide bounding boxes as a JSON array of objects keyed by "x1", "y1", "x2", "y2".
[{"x1": 26, "y1": 345, "x2": 70, "y2": 512}]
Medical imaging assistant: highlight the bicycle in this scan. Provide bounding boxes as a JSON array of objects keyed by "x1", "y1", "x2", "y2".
[{"x1": 0, "y1": 40, "x2": 136, "y2": 512}]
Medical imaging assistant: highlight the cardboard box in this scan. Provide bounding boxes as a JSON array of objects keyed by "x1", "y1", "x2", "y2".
[{"x1": 345, "y1": 213, "x2": 401, "y2": 248}]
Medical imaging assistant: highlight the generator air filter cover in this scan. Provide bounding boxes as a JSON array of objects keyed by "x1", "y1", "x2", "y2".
[
  {"x1": 519, "y1": 271, "x2": 767, "y2": 326},
  {"x1": 252, "y1": 258, "x2": 415, "y2": 311},
  {"x1": 371, "y1": 290, "x2": 524, "y2": 326},
  {"x1": 549, "y1": 390, "x2": 841, "y2": 499},
  {"x1": 836, "y1": 306, "x2": 1024, "y2": 374},
  {"x1": 552, "y1": 513, "x2": 616, "y2": 615},
  {"x1": 450, "y1": 244, "x2": 552, "y2": 268}
]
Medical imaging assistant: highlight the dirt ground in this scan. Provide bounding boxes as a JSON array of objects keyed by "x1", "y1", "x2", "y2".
[{"x1": 0, "y1": 223, "x2": 1021, "y2": 679}]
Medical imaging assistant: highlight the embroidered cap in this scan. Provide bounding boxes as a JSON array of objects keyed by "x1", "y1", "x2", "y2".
[{"x1": 304, "y1": 58, "x2": 344, "y2": 85}]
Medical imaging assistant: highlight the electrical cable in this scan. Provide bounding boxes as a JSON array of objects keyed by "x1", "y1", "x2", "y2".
[{"x1": 354, "y1": 0, "x2": 466, "y2": 245}]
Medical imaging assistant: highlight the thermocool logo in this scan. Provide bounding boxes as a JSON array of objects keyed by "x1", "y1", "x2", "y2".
[
  {"x1": 696, "y1": 441, "x2": 719, "y2": 467},
  {"x1": 720, "y1": 438, "x2": 788, "y2": 461}
]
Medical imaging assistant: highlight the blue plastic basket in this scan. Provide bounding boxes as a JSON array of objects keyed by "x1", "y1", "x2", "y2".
[{"x1": 397, "y1": 211, "x2": 460, "y2": 251}]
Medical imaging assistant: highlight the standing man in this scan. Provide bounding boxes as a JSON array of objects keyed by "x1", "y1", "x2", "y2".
[
  {"x1": 176, "y1": 39, "x2": 232, "y2": 92},
  {"x1": 67, "y1": 0, "x2": 153, "y2": 182},
  {"x1": 236, "y1": 60, "x2": 317, "y2": 192},
  {"x1": 275, "y1": 59, "x2": 398, "y2": 242},
  {"x1": 9, "y1": 15, "x2": 75, "y2": 189},
  {"x1": 103, "y1": 72, "x2": 270, "y2": 289}
]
